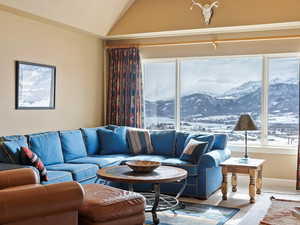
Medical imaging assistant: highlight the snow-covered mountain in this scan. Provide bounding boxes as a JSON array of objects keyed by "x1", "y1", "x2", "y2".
[
  {"x1": 220, "y1": 81, "x2": 261, "y2": 99},
  {"x1": 145, "y1": 79, "x2": 299, "y2": 120}
]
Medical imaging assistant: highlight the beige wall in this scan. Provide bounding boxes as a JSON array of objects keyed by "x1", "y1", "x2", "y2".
[
  {"x1": 107, "y1": 29, "x2": 300, "y2": 58},
  {"x1": 110, "y1": 0, "x2": 300, "y2": 35},
  {"x1": 0, "y1": 9, "x2": 104, "y2": 136}
]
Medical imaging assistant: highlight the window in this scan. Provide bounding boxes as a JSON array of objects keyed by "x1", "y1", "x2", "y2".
[
  {"x1": 268, "y1": 57, "x2": 299, "y2": 146},
  {"x1": 143, "y1": 61, "x2": 176, "y2": 130},
  {"x1": 180, "y1": 57, "x2": 262, "y2": 144},
  {"x1": 143, "y1": 54, "x2": 300, "y2": 147}
]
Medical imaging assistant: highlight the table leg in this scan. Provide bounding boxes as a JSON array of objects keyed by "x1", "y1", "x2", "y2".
[
  {"x1": 175, "y1": 178, "x2": 187, "y2": 209},
  {"x1": 232, "y1": 173, "x2": 237, "y2": 192},
  {"x1": 222, "y1": 167, "x2": 228, "y2": 200},
  {"x1": 249, "y1": 168, "x2": 257, "y2": 203},
  {"x1": 256, "y1": 166, "x2": 263, "y2": 194},
  {"x1": 152, "y1": 184, "x2": 160, "y2": 225}
]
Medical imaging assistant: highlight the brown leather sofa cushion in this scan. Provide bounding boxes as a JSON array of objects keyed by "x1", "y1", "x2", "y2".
[
  {"x1": 79, "y1": 184, "x2": 145, "y2": 223},
  {"x1": 0, "y1": 168, "x2": 39, "y2": 189}
]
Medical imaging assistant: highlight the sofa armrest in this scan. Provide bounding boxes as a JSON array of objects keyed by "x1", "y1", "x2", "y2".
[
  {"x1": 198, "y1": 148, "x2": 231, "y2": 169},
  {"x1": 0, "y1": 168, "x2": 39, "y2": 189},
  {"x1": 0, "y1": 181, "x2": 84, "y2": 224}
]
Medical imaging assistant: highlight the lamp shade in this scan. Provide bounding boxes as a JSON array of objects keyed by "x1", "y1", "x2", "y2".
[{"x1": 233, "y1": 114, "x2": 257, "y2": 131}]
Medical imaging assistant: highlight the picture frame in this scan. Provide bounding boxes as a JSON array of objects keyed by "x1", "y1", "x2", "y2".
[{"x1": 15, "y1": 61, "x2": 56, "y2": 110}]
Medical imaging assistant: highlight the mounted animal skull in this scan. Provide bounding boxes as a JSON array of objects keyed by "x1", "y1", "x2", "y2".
[{"x1": 190, "y1": 0, "x2": 219, "y2": 25}]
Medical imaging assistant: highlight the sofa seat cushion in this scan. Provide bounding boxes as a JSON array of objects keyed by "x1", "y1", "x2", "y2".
[
  {"x1": 42, "y1": 170, "x2": 73, "y2": 185},
  {"x1": 68, "y1": 154, "x2": 129, "y2": 168},
  {"x1": 162, "y1": 158, "x2": 199, "y2": 177},
  {"x1": 60, "y1": 130, "x2": 88, "y2": 161},
  {"x1": 28, "y1": 132, "x2": 64, "y2": 166},
  {"x1": 46, "y1": 163, "x2": 98, "y2": 182},
  {"x1": 79, "y1": 184, "x2": 145, "y2": 223}
]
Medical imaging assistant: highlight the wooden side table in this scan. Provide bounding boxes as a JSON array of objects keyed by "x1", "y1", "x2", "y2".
[{"x1": 220, "y1": 157, "x2": 265, "y2": 203}]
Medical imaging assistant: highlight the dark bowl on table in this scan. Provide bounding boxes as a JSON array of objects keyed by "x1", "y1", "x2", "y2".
[{"x1": 126, "y1": 160, "x2": 161, "y2": 173}]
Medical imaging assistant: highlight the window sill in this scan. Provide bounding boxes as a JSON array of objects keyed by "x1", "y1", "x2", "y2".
[{"x1": 229, "y1": 144, "x2": 298, "y2": 155}]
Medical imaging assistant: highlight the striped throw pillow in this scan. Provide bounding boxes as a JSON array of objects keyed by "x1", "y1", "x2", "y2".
[
  {"x1": 21, "y1": 147, "x2": 48, "y2": 182},
  {"x1": 180, "y1": 139, "x2": 208, "y2": 164},
  {"x1": 127, "y1": 128, "x2": 154, "y2": 155}
]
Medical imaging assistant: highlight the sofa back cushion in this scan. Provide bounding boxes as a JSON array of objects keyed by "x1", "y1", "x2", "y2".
[
  {"x1": 212, "y1": 134, "x2": 228, "y2": 150},
  {"x1": 151, "y1": 130, "x2": 176, "y2": 156},
  {"x1": 60, "y1": 130, "x2": 87, "y2": 162},
  {"x1": 28, "y1": 132, "x2": 64, "y2": 166},
  {"x1": 97, "y1": 127, "x2": 129, "y2": 154},
  {"x1": 81, "y1": 127, "x2": 103, "y2": 155}
]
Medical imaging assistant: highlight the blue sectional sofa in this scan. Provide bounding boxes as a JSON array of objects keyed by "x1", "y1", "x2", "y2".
[{"x1": 0, "y1": 126, "x2": 230, "y2": 199}]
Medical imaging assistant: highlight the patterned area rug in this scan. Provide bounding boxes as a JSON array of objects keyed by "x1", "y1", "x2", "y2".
[
  {"x1": 145, "y1": 202, "x2": 239, "y2": 225},
  {"x1": 260, "y1": 197, "x2": 300, "y2": 225}
]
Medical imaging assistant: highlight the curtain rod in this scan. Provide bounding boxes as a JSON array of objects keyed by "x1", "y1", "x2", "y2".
[{"x1": 105, "y1": 34, "x2": 300, "y2": 49}]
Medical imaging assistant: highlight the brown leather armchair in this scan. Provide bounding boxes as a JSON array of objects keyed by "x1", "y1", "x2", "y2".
[{"x1": 0, "y1": 168, "x2": 84, "y2": 225}]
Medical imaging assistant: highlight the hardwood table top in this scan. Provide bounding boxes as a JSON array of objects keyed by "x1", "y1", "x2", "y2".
[
  {"x1": 220, "y1": 157, "x2": 265, "y2": 168},
  {"x1": 97, "y1": 165, "x2": 188, "y2": 184}
]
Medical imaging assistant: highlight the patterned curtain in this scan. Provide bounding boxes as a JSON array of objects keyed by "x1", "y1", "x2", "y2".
[{"x1": 106, "y1": 47, "x2": 144, "y2": 128}]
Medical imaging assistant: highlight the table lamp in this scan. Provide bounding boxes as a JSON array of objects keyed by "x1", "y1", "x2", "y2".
[{"x1": 233, "y1": 114, "x2": 257, "y2": 163}]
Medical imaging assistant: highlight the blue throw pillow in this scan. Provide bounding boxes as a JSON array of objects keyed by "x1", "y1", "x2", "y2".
[
  {"x1": 97, "y1": 127, "x2": 129, "y2": 154},
  {"x1": 180, "y1": 139, "x2": 208, "y2": 164},
  {"x1": 60, "y1": 130, "x2": 87, "y2": 162},
  {"x1": 2, "y1": 141, "x2": 25, "y2": 164},
  {"x1": 81, "y1": 127, "x2": 103, "y2": 155},
  {"x1": 151, "y1": 130, "x2": 176, "y2": 156},
  {"x1": 127, "y1": 128, "x2": 154, "y2": 155},
  {"x1": 185, "y1": 134, "x2": 215, "y2": 152}
]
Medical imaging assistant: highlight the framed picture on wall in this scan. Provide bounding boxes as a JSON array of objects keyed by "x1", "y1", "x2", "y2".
[{"x1": 15, "y1": 61, "x2": 56, "y2": 110}]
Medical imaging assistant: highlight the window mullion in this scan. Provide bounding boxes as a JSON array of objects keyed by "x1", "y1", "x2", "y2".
[
  {"x1": 261, "y1": 56, "x2": 269, "y2": 145},
  {"x1": 175, "y1": 59, "x2": 181, "y2": 131}
]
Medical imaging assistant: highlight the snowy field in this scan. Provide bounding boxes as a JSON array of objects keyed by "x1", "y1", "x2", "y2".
[{"x1": 145, "y1": 114, "x2": 298, "y2": 147}]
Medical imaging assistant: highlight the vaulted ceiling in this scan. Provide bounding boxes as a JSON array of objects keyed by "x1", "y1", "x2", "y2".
[{"x1": 0, "y1": 0, "x2": 135, "y2": 37}]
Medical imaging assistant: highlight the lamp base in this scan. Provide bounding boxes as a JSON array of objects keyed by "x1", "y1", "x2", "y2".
[{"x1": 239, "y1": 157, "x2": 250, "y2": 164}]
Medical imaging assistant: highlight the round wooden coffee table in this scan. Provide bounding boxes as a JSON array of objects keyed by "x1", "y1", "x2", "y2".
[{"x1": 97, "y1": 165, "x2": 188, "y2": 225}]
